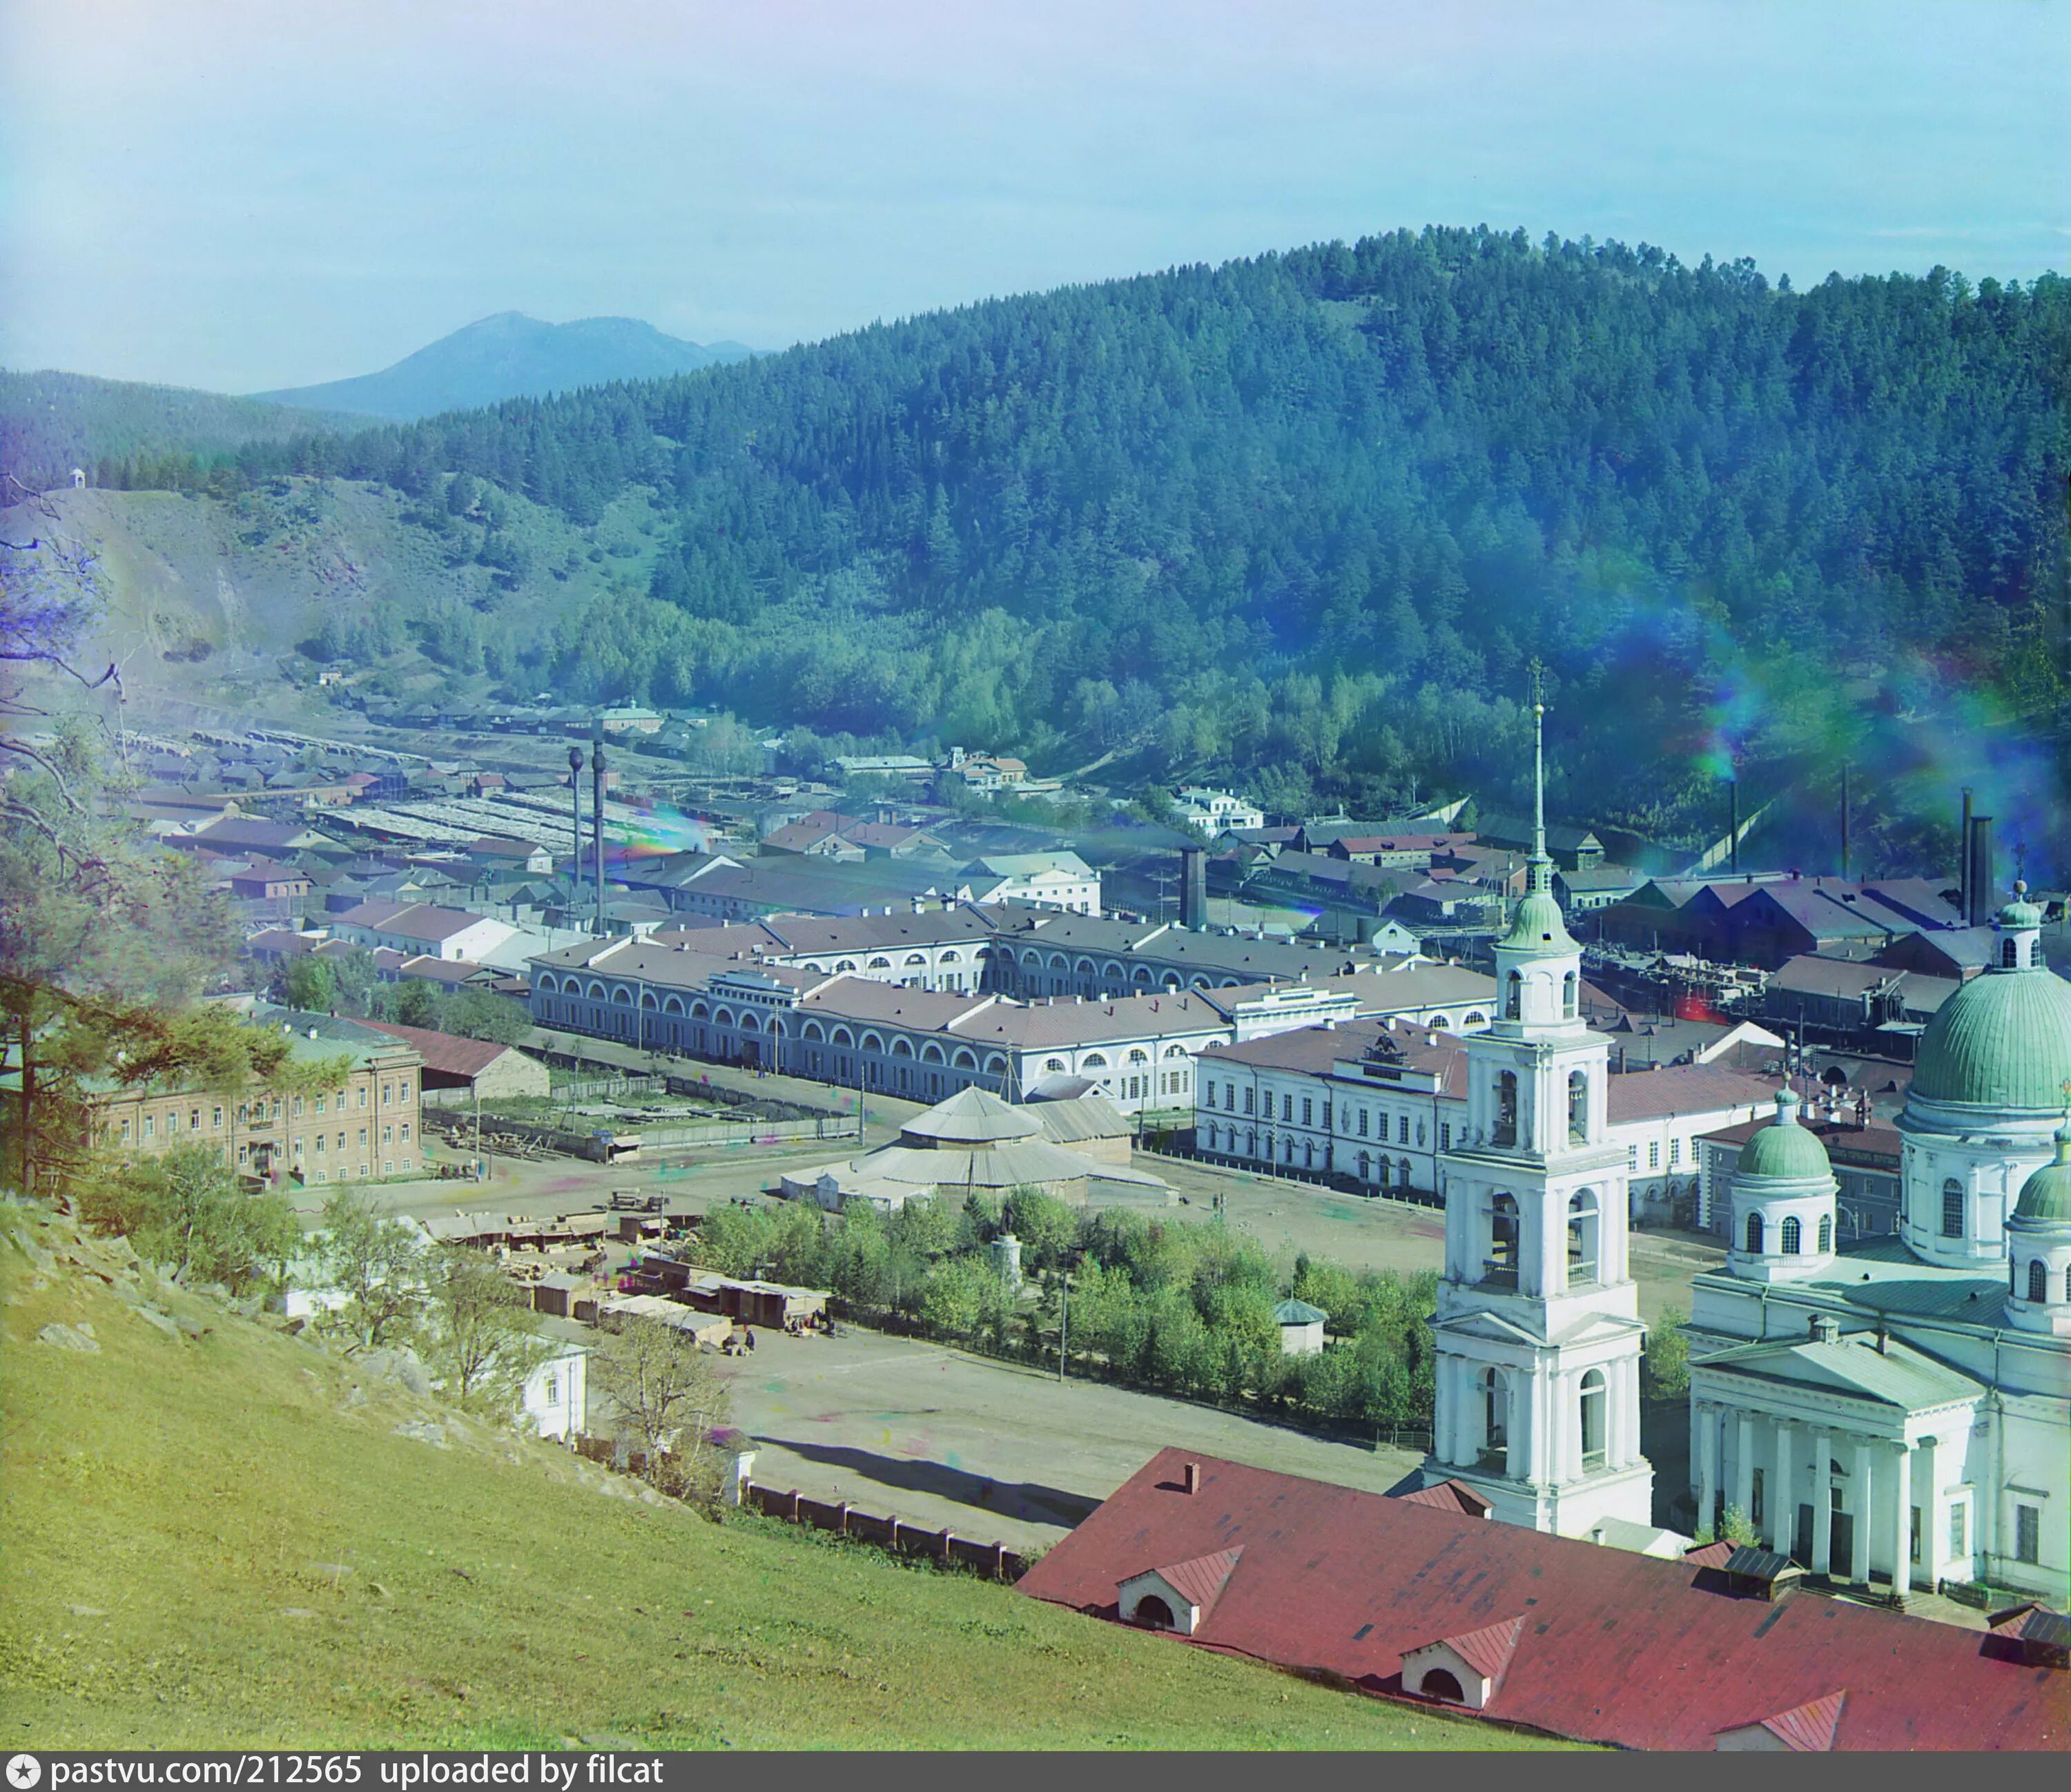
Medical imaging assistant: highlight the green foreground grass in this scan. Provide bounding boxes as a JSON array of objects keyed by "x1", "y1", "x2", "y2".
[{"x1": 0, "y1": 1206, "x2": 1571, "y2": 1750}]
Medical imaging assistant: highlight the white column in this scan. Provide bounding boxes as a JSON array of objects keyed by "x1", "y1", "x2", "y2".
[
  {"x1": 1696, "y1": 1401, "x2": 1718, "y2": 1528},
  {"x1": 1433, "y1": 1354, "x2": 1454, "y2": 1465},
  {"x1": 1891, "y1": 1441, "x2": 1914, "y2": 1599},
  {"x1": 1917, "y1": 1436, "x2": 1940, "y2": 1586},
  {"x1": 1772, "y1": 1421, "x2": 1796, "y2": 1555},
  {"x1": 1447, "y1": 1358, "x2": 1473, "y2": 1468},
  {"x1": 1813, "y1": 1428, "x2": 1834, "y2": 1575},
  {"x1": 1505, "y1": 1373, "x2": 1524, "y2": 1481},
  {"x1": 1734, "y1": 1411, "x2": 1756, "y2": 1522},
  {"x1": 1853, "y1": 1436, "x2": 1875, "y2": 1585}
]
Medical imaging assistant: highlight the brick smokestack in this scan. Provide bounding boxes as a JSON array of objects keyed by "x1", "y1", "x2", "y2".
[
  {"x1": 1967, "y1": 814, "x2": 1994, "y2": 927},
  {"x1": 1180, "y1": 845, "x2": 1207, "y2": 931},
  {"x1": 1183, "y1": 1461, "x2": 1200, "y2": 1495}
]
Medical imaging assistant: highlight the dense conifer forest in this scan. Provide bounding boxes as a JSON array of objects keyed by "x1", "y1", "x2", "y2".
[{"x1": 30, "y1": 228, "x2": 2071, "y2": 859}]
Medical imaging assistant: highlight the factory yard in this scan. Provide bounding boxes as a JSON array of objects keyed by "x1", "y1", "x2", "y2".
[{"x1": 710, "y1": 1323, "x2": 1427, "y2": 1550}]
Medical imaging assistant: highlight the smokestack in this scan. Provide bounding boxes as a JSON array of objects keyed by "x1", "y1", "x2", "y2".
[
  {"x1": 1728, "y1": 778, "x2": 1739, "y2": 875},
  {"x1": 1958, "y1": 788, "x2": 1972, "y2": 917},
  {"x1": 591, "y1": 722, "x2": 607, "y2": 936},
  {"x1": 1183, "y1": 1461, "x2": 1200, "y2": 1496},
  {"x1": 1839, "y1": 763, "x2": 1850, "y2": 881},
  {"x1": 567, "y1": 743, "x2": 585, "y2": 927},
  {"x1": 1180, "y1": 845, "x2": 1207, "y2": 930},
  {"x1": 1967, "y1": 815, "x2": 1995, "y2": 927}
]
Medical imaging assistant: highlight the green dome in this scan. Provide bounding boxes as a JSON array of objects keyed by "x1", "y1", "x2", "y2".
[
  {"x1": 1504, "y1": 887, "x2": 1575, "y2": 953},
  {"x1": 1738, "y1": 1091, "x2": 1833, "y2": 1180},
  {"x1": 1911, "y1": 966, "x2": 2071, "y2": 1110},
  {"x1": 2013, "y1": 1127, "x2": 2071, "y2": 1225}
]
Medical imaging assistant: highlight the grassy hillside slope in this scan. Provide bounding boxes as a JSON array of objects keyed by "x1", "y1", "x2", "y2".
[
  {"x1": 0, "y1": 1205, "x2": 1558, "y2": 1751},
  {"x1": 5, "y1": 479, "x2": 666, "y2": 725}
]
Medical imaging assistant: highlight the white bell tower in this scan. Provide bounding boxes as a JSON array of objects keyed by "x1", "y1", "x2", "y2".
[{"x1": 1421, "y1": 683, "x2": 1654, "y2": 1537}]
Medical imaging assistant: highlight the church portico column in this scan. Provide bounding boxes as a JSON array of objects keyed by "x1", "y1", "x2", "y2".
[
  {"x1": 1772, "y1": 1421, "x2": 1796, "y2": 1556},
  {"x1": 1812, "y1": 1428, "x2": 1834, "y2": 1575},
  {"x1": 1505, "y1": 1373, "x2": 1524, "y2": 1481},
  {"x1": 1432, "y1": 1354, "x2": 1455, "y2": 1465},
  {"x1": 1917, "y1": 1436, "x2": 1940, "y2": 1585},
  {"x1": 1852, "y1": 1435, "x2": 1875, "y2": 1586},
  {"x1": 1696, "y1": 1401, "x2": 1719, "y2": 1532},
  {"x1": 1890, "y1": 1441, "x2": 1915, "y2": 1599},
  {"x1": 1734, "y1": 1411, "x2": 1755, "y2": 1521}
]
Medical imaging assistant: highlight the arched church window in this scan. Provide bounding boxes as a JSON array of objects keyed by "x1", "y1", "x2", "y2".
[
  {"x1": 1780, "y1": 1216, "x2": 1801, "y2": 1254},
  {"x1": 1493, "y1": 1071, "x2": 1519, "y2": 1148},
  {"x1": 1745, "y1": 1211, "x2": 1764, "y2": 1254},
  {"x1": 1505, "y1": 971, "x2": 1522, "y2": 1021},
  {"x1": 1562, "y1": 971, "x2": 1578, "y2": 1018},
  {"x1": 1568, "y1": 1070, "x2": 1588, "y2": 1145},
  {"x1": 2029, "y1": 1260, "x2": 2048, "y2": 1304},
  {"x1": 1941, "y1": 1179, "x2": 1963, "y2": 1238},
  {"x1": 2003, "y1": 939, "x2": 2019, "y2": 967},
  {"x1": 1817, "y1": 1214, "x2": 1833, "y2": 1254},
  {"x1": 1398, "y1": 1158, "x2": 1412, "y2": 1191},
  {"x1": 1567, "y1": 1190, "x2": 1599, "y2": 1284},
  {"x1": 1579, "y1": 1370, "x2": 1607, "y2": 1470},
  {"x1": 1488, "y1": 1195, "x2": 1519, "y2": 1287}
]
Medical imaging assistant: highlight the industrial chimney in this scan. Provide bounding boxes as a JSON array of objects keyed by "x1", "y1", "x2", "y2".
[
  {"x1": 1967, "y1": 814, "x2": 1995, "y2": 927},
  {"x1": 1180, "y1": 845, "x2": 1208, "y2": 930},
  {"x1": 1958, "y1": 788, "x2": 1972, "y2": 917}
]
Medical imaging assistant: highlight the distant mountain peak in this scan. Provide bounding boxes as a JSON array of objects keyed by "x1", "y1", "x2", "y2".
[{"x1": 246, "y1": 314, "x2": 752, "y2": 421}]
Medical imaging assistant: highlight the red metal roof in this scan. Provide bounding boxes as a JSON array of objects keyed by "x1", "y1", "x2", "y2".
[
  {"x1": 1431, "y1": 1614, "x2": 1524, "y2": 1682},
  {"x1": 1015, "y1": 1450, "x2": 2067, "y2": 1751},
  {"x1": 1750, "y1": 1690, "x2": 1847, "y2": 1751},
  {"x1": 1681, "y1": 1539, "x2": 1737, "y2": 1569},
  {"x1": 1396, "y1": 1479, "x2": 1493, "y2": 1517},
  {"x1": 1127, "y1": 1547, "x2": 1243, "y2": 1615}
]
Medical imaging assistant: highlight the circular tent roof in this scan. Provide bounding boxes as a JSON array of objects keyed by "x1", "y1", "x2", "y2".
[
  {"x1": 2013, "y1": 1123, "x2": 2071, "y2": 1226},
  {"x1": 1911, "y1": 965, "x2": 2071, "y2": 1111},
  {"x1": 1737, "y1": 1089, "x2": 1834, "y2": 1182},
  {"x1": 900, "y1": 1085, "x2": 1042, "y2": 1147}
]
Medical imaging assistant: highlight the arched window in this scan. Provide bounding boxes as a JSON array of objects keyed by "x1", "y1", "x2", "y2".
[
  {"x1": 2064, "y1": 1264, "x2": 2071, "y2": 1303},
  {"x1": 1505, "y1": 971, "x2": 1522, "y2": 1020},
  {"x1": 2003, "y1": 939, "x2": 2019, "y2": 967},
  {"x1": 1941, "y1": 1179, "x2": 1963, "y2": 1238},
  {"x1": 1134, "y1": 1595, "x2": 1174, "y2": 1630},
  {"x1": 1082, "y1": 1053, "x2": 1107, "y2": 1069},
  {"x1": 1357, "y1": 1151, "x2": 1370, "y2": 1180},
  {"x1": 1489, "y1": 1195, "x2": 1519, "y2": 1285},
  {"x1": 1567, "y1": 1190, "x2": 1599, "y2": 1283},
  {"x1": 1817, "y1": 1214, "x2": 1833, "y2": 1254},
  {"x1": 1494, "y1": 1071, "x2": 1519, "y2": 1148},
  {"x1": 1579, "y1": 1369, "x2": 1607, "y2": 1470},
  {"x1": 1398, "y1": 1158, "x2": 1412, "y2": 1191},
  {"x1": 1420, "y1": 1669, "x2": 1466, "y2": 1704},
  {"x1": 1745, "y1": 1211, "x2": 1764, "y2": 1254},
  {"x1": 2029, "y1": 1260, "x2": 2048, "y2": 1303},
  {"x1": 1562, "y1": 971, "x2": 1578, "y2": 1018},
  {"x1": 1780, "y1": 1215, "x2": 1802, "y2": 1254},
  {"x1": 1568, "y1": 1070, "x2": 1588, "y2": 1145}
]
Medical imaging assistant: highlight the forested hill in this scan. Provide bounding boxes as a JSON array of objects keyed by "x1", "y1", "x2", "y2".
[
  {"x1": 192, "y1": 231, "x2": 2071, "y2": 854},
  {"x1": 0, "y1": 370, "x2": 360, "y2": 491}
]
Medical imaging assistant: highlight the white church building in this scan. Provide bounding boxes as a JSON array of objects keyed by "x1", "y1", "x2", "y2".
[
  {"x1": 1420, "y1": 702, "x2": 1655, "y2": 1538},
  {"x1": 1686, "y1": 884, "x2": 2071, "y2": 1606}
]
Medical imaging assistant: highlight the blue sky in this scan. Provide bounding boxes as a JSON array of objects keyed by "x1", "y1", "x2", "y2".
[{"x1": 1, "y1": 0, "x2": 2064, "y2": 392}]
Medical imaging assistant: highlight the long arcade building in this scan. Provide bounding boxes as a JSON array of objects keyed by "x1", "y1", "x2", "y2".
[{"x1": 526, "y1": 910, "x2": 1495, "y2": 1116}]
